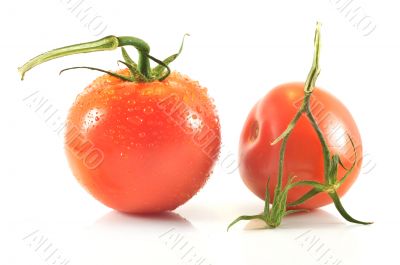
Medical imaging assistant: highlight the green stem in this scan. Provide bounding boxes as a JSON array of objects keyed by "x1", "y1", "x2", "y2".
[
  {"x1": 329, "y1": 191, "x2": 372, "y2": 225},
  {"x1": 117, "y1": 36, "x2": 151, "y2": 78},
  {"x1": 301, "y1": 22, "x2": 331, "y2": 183},
  {"x1": 18, "y1": 35, "x2": 152, "y2": 80},
  {"x1": 273, "y1": 22, "x2": 323, "y2": 193},
  {"x1": 305, "y1": 106, "x2": 331, "y2": 183},
  {"x1": 229, "y1": 23, "x2": 324, "y2": 230},
  {"x1": 273, "y1": 22, "x2": 321, "y2": 191},
  {"x1": 275, "y1": 106, "x2": 304, "y2": 190}
]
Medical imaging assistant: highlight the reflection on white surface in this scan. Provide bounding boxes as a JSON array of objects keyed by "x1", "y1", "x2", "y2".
[
  {"x1": 3, "y1": 199, "x2": 388, "y2": 265},
  {"x1": 79, "y1": 210, "x2": 218, "y2": 265},
  {"x1": 234, "y1": 209, "x2": 362, "y2": 265},
  {"x1": 93, "y1": 211, "x2": 195, "y2": 230}
]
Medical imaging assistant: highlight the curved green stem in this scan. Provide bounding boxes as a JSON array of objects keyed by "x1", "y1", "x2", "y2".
[
  {"x1": 274, "y1": 98, "x2": 307, "y2": 190},
  {"x1": 117, "y1": 36, "x2": 150, "y2": 78},
  {"x1": 270, "y1": 99, "x2": 307, "y2": 146},
  {"x1": 301, "y1": 22, "x2": 331, "y2": 182},
  {"x1": 271, "y1": 23, "x2": 321, "y2": 189},
  {"x1": 272, "y1": 22, "x2": 323, "y2": 197},
  {"x1": 329, "y1": 191, "x2": 373, "y2": 225},
  {"x1": 287, "y1": 188, "x2": 321, "y2": 207},
  {"x1": 152, "y1": 33, "x2": 189, "y2": 78},
  {"x1": 59, "y1": 66, "x2": 134, "y2": 81},
  {"x1": 305, "y1": 107, "x2": 331, "y2": 183},
  {"x1": 273, "y1": 22, "x2": 321, "y2": 190},
  {"x1": 18, "y1": 36, "x2": 117, "y2": 80},
  {"x1": 18, "y1": 35, "x2": 152, "y2": 80}
]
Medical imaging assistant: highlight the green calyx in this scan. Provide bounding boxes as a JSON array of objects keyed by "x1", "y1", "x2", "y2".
[
  {"x1": 228, "y1": 22, "x2": 372, "y2": 231},
  {"x1": 227, "y1": 177, "x2": 309, "y2": 230},
  {"x1": 18, "y1": 34, "x2": 189, "y2": 82}
]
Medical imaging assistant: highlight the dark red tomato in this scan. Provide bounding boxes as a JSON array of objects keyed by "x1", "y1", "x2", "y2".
[
  {"x1": 239, "y1": 82, "x2": 362, "y2": 209},
  {"x1": 65, "y1": 70, "x2": 221, "y2": 213}
]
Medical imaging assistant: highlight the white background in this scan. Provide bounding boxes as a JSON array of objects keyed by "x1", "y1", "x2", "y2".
[{"x1": 1, "y1": 0, "x2": 398, "y2": 264}]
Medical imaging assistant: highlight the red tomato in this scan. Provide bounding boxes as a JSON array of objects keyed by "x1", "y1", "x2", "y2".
[
  {"x1": 239, "y1": 82, "x2": 362, "y2": 209},
  {"x1": 65, "y1": 70, "x2": 221, "y2": 213}
]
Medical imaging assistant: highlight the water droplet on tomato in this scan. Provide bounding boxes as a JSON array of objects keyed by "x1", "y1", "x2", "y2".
[
  {"x1": 143, "y1": 106, "x2": 154, "y2": 114},
  {"x1": 127, "y1": 116, "x2": 143, "y2": 125},
  {"x1": 139, "y1": 132, "x2": 146, "y2": 138}
]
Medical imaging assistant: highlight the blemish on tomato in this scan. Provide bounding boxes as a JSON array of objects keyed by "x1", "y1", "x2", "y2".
[{"x1": 249, "y1": 121, "x2": 259, "y2": 142}]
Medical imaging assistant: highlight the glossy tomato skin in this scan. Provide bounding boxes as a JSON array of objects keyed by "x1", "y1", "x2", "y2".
[
  {"x1": 65, "y1": 71, "x2": 220, "y2": 213},
  {"x1": 239, "y1": 83, "x2": 362, "y2": 209}
]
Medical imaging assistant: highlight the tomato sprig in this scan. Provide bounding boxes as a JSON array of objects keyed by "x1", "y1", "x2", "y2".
[
  {"x1": 228, "y1": 22, "x2": 372, "y2": 230},
  {"x1": 18, "y1": 34, "x2": 189, "y2": 82}
]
